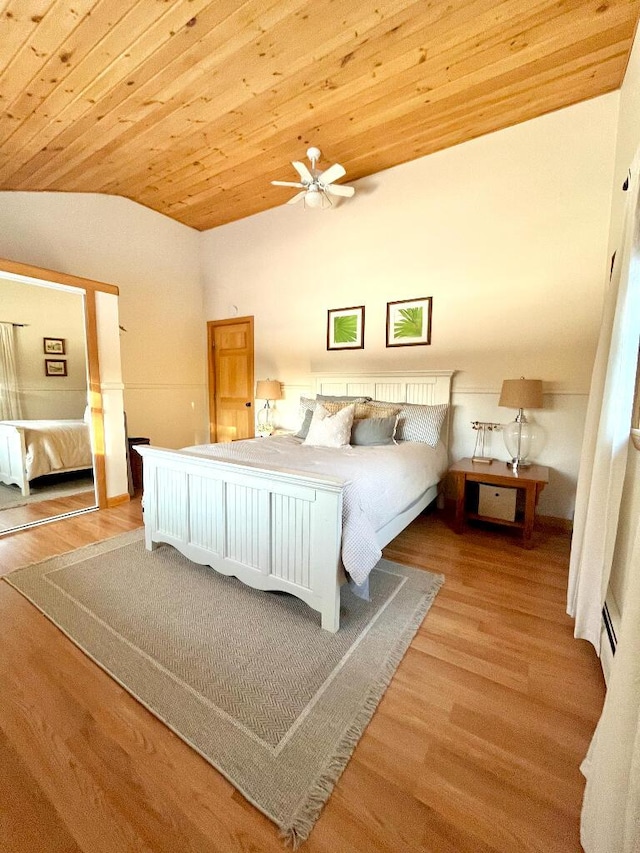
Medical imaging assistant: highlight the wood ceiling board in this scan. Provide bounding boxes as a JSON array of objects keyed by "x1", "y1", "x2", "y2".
[
  {"x1": 9, "y1": 0, "x2": 411, "y2": 191},
  {"x1": 0, "y1": 0, "x2": 268, "y2": 185},
  {"x1": 138, "y1": 14, "x2": 634, "y2": 215},
  {"x1": 106, "y1": 0, "x2": 526, "y2": 203},
  {"x1": 0, "y1": 0, "x2": 638, "y2": 230},
  {"x1": 68, "y1": 0, "x2": 628, "y2": 209},
  {"x1": 0, "y1": 0, "x2": 216, "y2": 162}
]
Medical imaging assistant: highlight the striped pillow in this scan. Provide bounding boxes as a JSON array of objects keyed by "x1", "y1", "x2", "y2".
[{"x1": 394, "y1": 403, "x2": 449, "y2": 446}]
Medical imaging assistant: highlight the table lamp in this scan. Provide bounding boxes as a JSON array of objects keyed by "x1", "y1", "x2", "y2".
[
  {"x1": 255, "y1": 379, "x2": 282, "y2": 433},
  {"x1": 498, "y1": 377, "x2": 543, "y2": 472}
]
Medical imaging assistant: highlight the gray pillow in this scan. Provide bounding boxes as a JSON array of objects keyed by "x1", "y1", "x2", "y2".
[
  {"x1": 350, "y1": 415, "x2": 398, "y2": 446},
  {"x1": 294, "y1": 409, "x2": 314, "y2": 439}
]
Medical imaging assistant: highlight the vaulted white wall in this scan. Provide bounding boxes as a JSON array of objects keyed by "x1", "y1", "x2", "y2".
[{"x1": 200, "y1": 94, "x2": 619, "y2": 519}]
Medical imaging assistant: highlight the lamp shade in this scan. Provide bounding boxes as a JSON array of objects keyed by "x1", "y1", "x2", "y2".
[
  {"x1": 255, "y1": 379, "x2": 282, "y2": 401},
  {"x1": 498, "y1": 378, "x2": 543, "y2": 410}
]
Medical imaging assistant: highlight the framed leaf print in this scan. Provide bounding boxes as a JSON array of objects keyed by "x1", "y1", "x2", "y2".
[
  {"x1": 327, "y1": 306, "x2": 365, "y2": 350},
  {"x1": 386, "y1": 297, "x2": 432, "y2": 347}
]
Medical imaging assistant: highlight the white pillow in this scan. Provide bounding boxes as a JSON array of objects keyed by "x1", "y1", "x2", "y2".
[{"x1": 303, "y1": 403, "x2": 355, "y2": 447}]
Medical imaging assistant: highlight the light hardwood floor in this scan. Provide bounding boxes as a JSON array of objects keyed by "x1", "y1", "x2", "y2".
[{"x1": 0, "y1": 501, "x2": 604, "y2": 852}]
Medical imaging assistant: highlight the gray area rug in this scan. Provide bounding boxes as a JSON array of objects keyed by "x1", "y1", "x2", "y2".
[
  {"x1": 4, "y1": 530, "x2": 443, "y2": 845},
  {"x1": 0, "y1": 474, "x2": 94, "y2": 510}
]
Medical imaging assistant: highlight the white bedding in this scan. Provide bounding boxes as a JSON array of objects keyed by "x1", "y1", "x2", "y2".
[
  {"x1": 184, "y1": 435, "x2": 448, "y2": 587},
  {"x1": 0, "y1": 419, "x2": 92, "y2": 480}
]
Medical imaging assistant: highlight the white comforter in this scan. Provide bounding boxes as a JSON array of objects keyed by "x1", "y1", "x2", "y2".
[
  {"x1": 1, "y1": 420, "x2": 92, "y2": 480},
  {"x1": 184, "y1": 436, "x2": 448, "y2": 587}
]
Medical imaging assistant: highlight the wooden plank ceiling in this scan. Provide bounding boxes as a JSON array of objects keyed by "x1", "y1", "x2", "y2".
[{"x1": 1, "y1": 0, "x2": 638, "y2": 231}]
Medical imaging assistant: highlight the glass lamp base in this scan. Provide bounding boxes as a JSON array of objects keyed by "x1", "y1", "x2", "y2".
[{"x1": 503, "y1": 417, "x2": 536, "y2": 469}]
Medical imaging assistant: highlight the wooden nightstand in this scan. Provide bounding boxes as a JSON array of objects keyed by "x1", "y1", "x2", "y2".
[{"x1": 449, "y1": 458, "x2": 549, "y2": 548}]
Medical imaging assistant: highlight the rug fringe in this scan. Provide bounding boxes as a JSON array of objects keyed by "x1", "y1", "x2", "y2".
[{"x1": 280, "y1": 574, "x2": 444, "y2": 848}]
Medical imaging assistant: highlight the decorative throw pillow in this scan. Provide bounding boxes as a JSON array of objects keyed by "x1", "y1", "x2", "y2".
[
  {"x1": 353, "y1": 402, "x2": 401, "y2": 420},
  {"x1": 395, "y1": 403, "x2": 449, "y2": 446},
  {"x1": 350, "y1": 414, "x2": 399, "y2": 446},
  {"x1": 297, "y1": 397, "x2": 360, "y2": 439},
  {"x1": 323, "y1": 401, "x2": 401, "y2": 419},
  {"x1": 303, "y1": 404, "x2": 355, "y2": 447}
]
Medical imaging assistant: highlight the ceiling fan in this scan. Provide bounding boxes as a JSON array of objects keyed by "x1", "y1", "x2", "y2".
[{"x1": 271, "y1": 147, "x2": 355, "y2": 208}]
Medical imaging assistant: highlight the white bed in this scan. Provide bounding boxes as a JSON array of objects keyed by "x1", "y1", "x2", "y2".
[
  {"x1": 0, "y1": 419, "x2": 93, "y2": 497},
  {"x1": 137, "y1": 371, "x2": 453, "y2": 632}
]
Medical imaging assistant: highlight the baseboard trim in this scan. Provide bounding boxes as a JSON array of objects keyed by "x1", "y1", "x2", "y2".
[
  {"x1": 537, "y1": 514, "x2": 573, "y2": 533},
  {"x1": 107, "y1": 493, "x2": 130, "y2": 508}
]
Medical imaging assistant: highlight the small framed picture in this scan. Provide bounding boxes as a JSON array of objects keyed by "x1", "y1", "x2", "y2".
[
  {"x1": 45, "y1": 359, "x2": 68, "y2": 377},
  {"x1": 386, "y1": 297, "x2": 432, "y2": 347},
  {"x1": 327, "y1": 306, "x2": 365, "y2": 350},
  {"x1": 43, "y1": 337, "x2": 66, "y2": 355}
]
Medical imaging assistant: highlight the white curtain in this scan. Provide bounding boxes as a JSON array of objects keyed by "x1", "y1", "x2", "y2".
[
  {"x1": 567, "y1": 150, "x2": 640, "y2": 650},
  {"x1": 0, "y1": 322, "x2": 23, "y2": 420},
  {"x1": 580, "y1": 516, "x2": 640, "y2": 852}
]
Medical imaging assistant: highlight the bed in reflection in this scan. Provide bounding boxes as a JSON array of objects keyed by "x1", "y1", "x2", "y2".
[{"x1": 0, "y1": 419, "x2": 93, "y2": 497}]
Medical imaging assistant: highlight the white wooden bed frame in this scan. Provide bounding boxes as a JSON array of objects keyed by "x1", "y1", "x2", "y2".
[
  {"x1": 0, "y1": 421, "x2": 91, "y2": 497},
  {"x1": 137, "y1": 371, "x2": 454, "y2": 632}
]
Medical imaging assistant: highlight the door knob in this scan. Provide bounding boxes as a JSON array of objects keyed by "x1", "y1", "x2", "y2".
[{"x1": 245, "y1": 402, "x2": 252, "y2": 407}]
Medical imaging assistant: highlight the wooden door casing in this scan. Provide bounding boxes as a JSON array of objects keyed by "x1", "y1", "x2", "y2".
[{"x1": 207, "y1": 317, "x2": 254, "y2": 443}]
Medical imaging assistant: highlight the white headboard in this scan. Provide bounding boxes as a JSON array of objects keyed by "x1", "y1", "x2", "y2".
[
  {"x1": 312, "y1": 371, "x2": 453, "y2": 405},
  {"x1": 311, "y1": 370, "x2": 455, "y2": 449}
]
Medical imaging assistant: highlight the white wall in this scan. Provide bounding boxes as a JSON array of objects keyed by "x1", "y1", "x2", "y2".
[
  {"x1": 607, "y1": 25, "x2": 640, "y2": 620},
  {"x1": 1, "y1": 277, "x2": 87, "y2": 418},
  {"x1": 200, "y1": 94, "x2": 619, "y2": 519},
  {"x1": 0, "y1": 192, "x2": 207, "y2": 449}
]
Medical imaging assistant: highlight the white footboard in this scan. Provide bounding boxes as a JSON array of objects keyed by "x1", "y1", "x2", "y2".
[
  {"x1": 0, "y1": 424, "x2": 29, "y2": 496},
  {"x1": 137, "y1": 446, "x2": 344, "y2": 631}
]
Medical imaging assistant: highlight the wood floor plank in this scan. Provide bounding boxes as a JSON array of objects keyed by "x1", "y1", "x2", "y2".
[
  {"x1": 0, "y1": 728, "x2": 83, "y2": 853},
  {"x1": 0, "y1": 500, "x2": 605, "y2": 851}
]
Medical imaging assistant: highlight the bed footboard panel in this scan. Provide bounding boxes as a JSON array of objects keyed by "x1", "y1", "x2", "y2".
[
  {"x1": 0, "y1": 425, "x2": 29, "y2": 495},
  {"x1": 138, "y1": 447, "x2": 344, "y2": 630}
]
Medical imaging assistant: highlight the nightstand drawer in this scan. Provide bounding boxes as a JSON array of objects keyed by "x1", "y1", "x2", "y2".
[{"x1": 478, "y1": 484, "x2": 517, "y2": 521}]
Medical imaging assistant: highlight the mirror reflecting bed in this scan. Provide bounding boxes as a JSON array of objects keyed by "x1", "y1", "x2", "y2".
[{"x1": 0, "y1": 276, "x2": 96, "y2": 533}]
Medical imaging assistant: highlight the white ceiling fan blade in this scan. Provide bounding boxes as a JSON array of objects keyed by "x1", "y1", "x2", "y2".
[
  {"x1": 324, "y1": 183, "x2": 355, "y2": 198},
  {"x1": 318, "y1": 163, "x2": 346, "y2": 185},
  {"x1": 286, "y1": 191, "x2": 307, "y2": 205},
  {"x1": 272, "y1": 180, "x2": 305, "y2": 188},
  {"x1": 292, "y1": 161, "x2": 313, "y2": 183}
]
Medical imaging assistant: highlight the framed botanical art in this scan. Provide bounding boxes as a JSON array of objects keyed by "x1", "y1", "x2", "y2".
[
  {"x1": 386, "y1": 297, "x2": 432, "y2": 347},
  {"x1": 43, "y1": 337, "x2": 66, "y2": 355},
  {"x1": 45, "y1": 359, "x2": 68, "y2": 377},
  {"x1": 327, "y1": 306, "x2": 365, "y2": 350}
]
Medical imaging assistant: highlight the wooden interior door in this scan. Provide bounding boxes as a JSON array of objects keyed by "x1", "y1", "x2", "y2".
[{"x1": 207, "y1": 317, "x2": 254, "y2": 442}]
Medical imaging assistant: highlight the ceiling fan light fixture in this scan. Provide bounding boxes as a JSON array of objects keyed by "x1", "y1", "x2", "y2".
[
  {"x1": 303, "y1": 187, "x2": 324, "y2": 209},
  {"x1": 272, "y1": 145, "x2": 354, "y2": 209}
]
